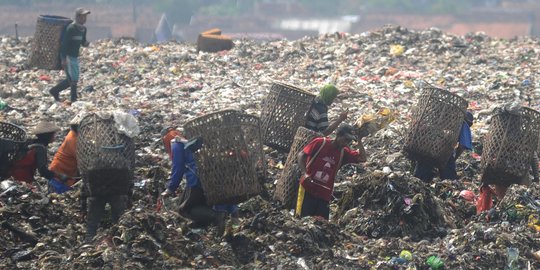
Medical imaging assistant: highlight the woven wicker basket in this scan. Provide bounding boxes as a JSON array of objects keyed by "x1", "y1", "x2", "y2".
[
  {"x1": 29, "y1": 15, "x2": 72, "y2": 70},
  {"x1": 260, "y1": 81, "x2": 316, "y2": 152},
  {"x1": 0, "y1": 122, "x2": 27, "y2": 178},
  {"x1": 184, "y1": 110, "x2": 263, "y2": 205},
  {"x1": 197, "y1": 28, "x2": 233, "y2": 53},
  {"x1": 481, "y1": 107, "x2": 540, "y2": 185},
  {"x1": 403, "y1": 86, "x2": 468, "y2": 167},
  {"x1": 275, "y1": 127, "x2": 321, "y2": 208},
  {"x1": 237, "y1": 113, "x2": 267, "y2": 178},
  {"x1": 77, "y1": 114, "x2": 135, "y2": 196}
]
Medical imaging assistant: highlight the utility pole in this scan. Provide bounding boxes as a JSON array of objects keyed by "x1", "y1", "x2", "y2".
[{"x1": 15, "y1": 23, "x2": 19, "y2": 43}]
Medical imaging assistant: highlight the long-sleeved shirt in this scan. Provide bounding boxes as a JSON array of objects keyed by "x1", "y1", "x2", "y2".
[
  {"x1": 167, "y1": 139, "x2": 201, "y2": 192},
  {"x1": 8, "y1": 143, "x2": 54, "y2": 183},
  {"x1": 305, "y1": 97, "x2": 329, "y2": 133},
  {"x1": 49, "y1": 130, "x2": 78, "y2": 178},
  {"x1": 60, "y1": 23, "x2": 87, "y2": 58}
]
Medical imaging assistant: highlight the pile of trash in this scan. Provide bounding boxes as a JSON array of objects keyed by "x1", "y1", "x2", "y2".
[
  {"x1": 1, "y1": 24, "x2": 540, "y2": 268},
  {"x1": 0, "y1": 180, "x2": 85, "y2": 269},
  {"x1": 335, "y1": 172, "x2": 447, "y2": 240}
]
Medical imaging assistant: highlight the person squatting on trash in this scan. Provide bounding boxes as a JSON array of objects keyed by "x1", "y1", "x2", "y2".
[
  {"x1": 414, "y1": 111, "x2": 474, "y2": 182},
  {"x1": 48, "y1": 114, "x2": 85, "y2": 194},
  {"x1": 49, "y1": 8, "x2": 90, "y2": 103},
  {"x1": 296, "y1": 124, "x2": 368, "y2": 220},
  {"x1": 305, "y1": 84, "x2": 348, "y2": 136},
  {"x1": 6, "y1": 121, "x2": 61, "y2": 188},
  {"x1": 160, "y1": 128, "x2": 236, "y2": 235},
  {"x1": 489, "y1": 151, "x2": 539, "y2": 201}
]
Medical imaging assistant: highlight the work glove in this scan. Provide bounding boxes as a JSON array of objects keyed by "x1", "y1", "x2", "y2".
[
  {"x1": 58, "y1": 174, "x2": 69, "y2": 182},
  {"x1": 161, "y1": 188, "x2": 174, "y2": 197},
  {"x1": 48, "y1": 178, "x2": 71, "y2": 194}
]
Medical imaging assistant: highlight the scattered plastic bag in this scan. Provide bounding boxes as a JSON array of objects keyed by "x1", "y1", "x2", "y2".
[
  {"x1": 506, "y1": 247, "x2": 519, "y2": 270},
  {"x1": 528, "y1": 214, "x2": 540, "y2": 232},
  {"x1": 459, "y1": 190, "x2": 476, "y2": 202},
  {"x1": 390, "y1": 44, "x2": 405, "y2": 56},
  {"x1": 113, "y1": 111, "x2": 140, "y2": 138},
  {"x1": 48, "y1": 178, "x2": 71, "y2": 194},
  {"x1": 355, "y1": 107, "x2": 396, "y2": 135}
]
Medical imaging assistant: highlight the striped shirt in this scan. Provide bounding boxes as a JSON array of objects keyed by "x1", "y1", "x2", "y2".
[{"x1": 305, "y1": 97, "x2": 329, "y2": 133}]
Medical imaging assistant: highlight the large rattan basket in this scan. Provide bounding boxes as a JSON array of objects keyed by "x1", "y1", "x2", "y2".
[
  {"x1": 77, "y1": 114, "x2": 135, "y2": 196},
  {"x1": 260, "y1": 81, "x2": 316, "y2": 152},
  {"x1": 275, "y1": 126, "x2": 321, "y2": 208},
  {"x1": 237, "y1": 113, "x2": 267, "y2": 178},
  {"x1": 481, "y1": 107, "x2": 540, "y2": 185},
  {"x1": 403, "y1": 86, "x2": 468, "y2": 167},
  {"x1": 29, "y1": 15, "x2": 72, "y2": 70},
  {"x1": 0, "y1": 122, "x2": 27, "y2": 178},
  {"x1": 184, "y1": 110, "x2": 263, "y2": 205}
]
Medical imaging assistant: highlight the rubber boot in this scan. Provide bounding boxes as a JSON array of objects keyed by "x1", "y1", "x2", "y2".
[
  {"x1": 49, "y1": 79, "x2": 70, "y2": 101},
  {"x1": 215, "y1": 211, "x2": 227, "y2": 237},
  {"x1": 70, "y1": 83, "x2": 78, "y2": 102},
  {"x1": 188, "y1": 205, "x2": 217, "y2": 227}
]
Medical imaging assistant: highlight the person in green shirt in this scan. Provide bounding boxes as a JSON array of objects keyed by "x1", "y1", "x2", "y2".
[{"x1": 49, "y1": 8, "x2": 90, "y2": 103}]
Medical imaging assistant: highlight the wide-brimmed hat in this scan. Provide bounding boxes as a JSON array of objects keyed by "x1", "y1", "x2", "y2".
[
  {"x1": 69, "y1": 112, "x2": 86, "y2": 125},
  {"x1": 33, "y1": 121, "x2": 60, "y2": 135}
]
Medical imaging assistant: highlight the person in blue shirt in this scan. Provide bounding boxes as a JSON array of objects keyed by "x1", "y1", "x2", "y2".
[
  {"x1": 414, "y1": 111, "x2": 474, "y2": 182},
  {"x1": 160, "y1": 127, "x2": 237, "y2": 235}
]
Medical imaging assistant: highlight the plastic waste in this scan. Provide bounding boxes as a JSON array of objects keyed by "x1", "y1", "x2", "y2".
[
  {"x1": 426, "y1": 256, "x2": 444, "y2": 269},
  {"x1": 112, "y1": 111, "x2": 140, "y2": 138},
  {"x1": 505, "y1": 247, "x2": 519, "y2": 270},
  {"x1": 527, "y1": 214, "x2": 540, "y2": 232},
  {"x1": 459, "y1": 190, "x2": 476, "y2": 202},
  {"x1": 355, "y1": 107, "x2": 396, "y2": 135},
  {"x1": 390, "y1": 44, "x2": 405, "y2": 56},
  {"x1": 389, "y1": 257, "x2": 408, "y2": 265},
  {"x1": 400, "y1": 250, "x2": 413, "y2": 261},
  {"x1": 47, "y1": 178, "x2": 71, "y2": 194},
  {"x1": 0, "y1": 99, "x2": 6, "y2": 110}
]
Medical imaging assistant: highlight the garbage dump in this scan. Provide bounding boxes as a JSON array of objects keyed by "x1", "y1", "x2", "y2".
[{"x1": 1, "y1": 24, "x2": 540, "y2": 268}]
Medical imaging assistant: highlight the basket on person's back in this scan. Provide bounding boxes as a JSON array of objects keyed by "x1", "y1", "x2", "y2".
[
  {"x1": 77, "y1": 113, "x2": 137, "y2": 196},
  {"x1": 0, "y1": 122, "x2": 27, "y2": 179}
]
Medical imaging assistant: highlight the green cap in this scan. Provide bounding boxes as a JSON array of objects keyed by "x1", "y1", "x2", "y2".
[{"x1": 319, "y1": 84, "x2": 339, "y2": 105}]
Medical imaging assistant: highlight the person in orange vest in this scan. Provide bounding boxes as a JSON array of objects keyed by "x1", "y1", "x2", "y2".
[
  {"x1": 49, "y1": 114, "x2": 84, "y2": 188},
  {"x1": 7, "y1": 121, "x2": 60, "y2": 187}
]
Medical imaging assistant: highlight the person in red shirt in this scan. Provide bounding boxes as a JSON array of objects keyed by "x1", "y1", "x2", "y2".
[
  {"x1": 296, "y1": 124, "x2": 368, "y2": 220},
  {"x1": 8, "y1": 121, "x2": 60, "y2": 185}
]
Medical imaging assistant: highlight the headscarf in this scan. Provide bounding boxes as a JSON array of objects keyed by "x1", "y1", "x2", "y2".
[
  {"x1": 161, "y1": 128, "x2": 183, "y2": 158},
  {"x1": 319, "y1": 84, "x2": 339, "y2": 105}
]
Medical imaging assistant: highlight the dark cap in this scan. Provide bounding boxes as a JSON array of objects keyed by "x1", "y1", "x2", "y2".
[
  {"x1": 336, "y1": 124, "x2": 357, "y2": 140},
  {"x1": 75, "y1": 8, "x2": 91, "y2": 16}
]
